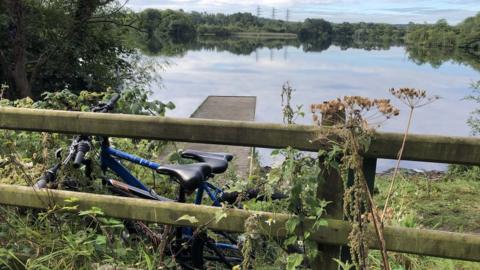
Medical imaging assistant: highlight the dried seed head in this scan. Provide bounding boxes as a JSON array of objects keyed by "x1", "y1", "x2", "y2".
[
  {"x1": 311, "y1": 96, "x2": 399, "y2": 128},
  {"x1": 389, "y1": 87, "x2": 439, "y2": 108}
]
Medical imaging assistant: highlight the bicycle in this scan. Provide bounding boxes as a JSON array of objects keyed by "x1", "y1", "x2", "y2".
[{"x1": 34, "y1": 93, "x2": 285, "y2": 269}]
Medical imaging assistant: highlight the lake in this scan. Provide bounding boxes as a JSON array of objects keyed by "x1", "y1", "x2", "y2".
[{"x1": 147, "y1": 40, "x2": 480, "y2": 171}]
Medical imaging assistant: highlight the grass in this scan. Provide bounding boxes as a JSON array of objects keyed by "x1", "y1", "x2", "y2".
[
  {"x1": 371, "y1": 172, "x2": 480, "y2": 270},
  {"x1": 375, "y1": 173, "x2": 480, "y2": 233}
]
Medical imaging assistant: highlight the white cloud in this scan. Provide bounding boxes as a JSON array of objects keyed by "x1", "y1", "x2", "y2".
[{"x1": 196, "y1": 0, "x2": 338, "y2": 6}]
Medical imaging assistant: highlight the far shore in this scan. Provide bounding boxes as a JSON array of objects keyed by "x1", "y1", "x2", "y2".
[{"x1": 200, "y1": 32, "x2": 298, "y2": 39}]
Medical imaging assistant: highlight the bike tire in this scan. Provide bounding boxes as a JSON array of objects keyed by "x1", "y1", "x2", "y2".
[{"x1": 190, "y1": 231, "x2": 244, "y2": 269}]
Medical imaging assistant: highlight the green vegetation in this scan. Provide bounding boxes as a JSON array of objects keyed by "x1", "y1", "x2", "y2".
[
  {"x1": 375, "y1": 173, "x2": 480, "y2": 233},
  {"x1": 370, "y1": 174, "x2": 480, "y2": 270},
  {"x1": 2, "y1": 90, "x2": 480, "y2": 269},
  {"x1": 406, "y1": 15, "x2": 480, "y2": 51},
  {"x1": 0, "y1": 1, "x2": 480, "y2": 269},
  {"x1": 0, "y1": 1, "x2": 147, "y2": 99}
]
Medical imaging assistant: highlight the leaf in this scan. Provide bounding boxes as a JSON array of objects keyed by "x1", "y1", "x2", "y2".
[
  {"x1": 314, "y1": 219, "x2": 329, "y2": 229},
  {"x1": 285, "y1": 217, "x2": 300, "y2": 234},
  {"x1": 271, "y1": 149, "x2": 280, "y2": 156},
  {"x1": 333, "y1": 258, "x2": 355, "y2": 270},
  {"x1": 284, "y1": 235, "x2": 297, "y2": 247},
  {"x1": 79, "y1": 206, "x2": 104, "y2": 217},
  {"x1": 98, "y1": 217, "x2": 124, "y2": 228},
  {"x1": 176, "y1": 214, "x2": 199, "y2": 224},
  {"x1": 64, "y1": 197, "x2": 80, "y2": 203},
  {"x1": 61, "y1": 205, "x2": 78, "y2": 211},
  {"x1": 287, "y1": 253, "x2": 304, "y2": 270},
  {"x1": 95, "y1": 235, "x2": 106, "y2": 246},
  {"x1": 214, "y1": 211, "x2": 228, "y2": 223}
]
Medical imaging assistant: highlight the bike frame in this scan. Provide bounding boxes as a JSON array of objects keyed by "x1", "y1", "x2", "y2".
[{"x1": 99, "y1": 139, "x2": 238, "y2": 250}]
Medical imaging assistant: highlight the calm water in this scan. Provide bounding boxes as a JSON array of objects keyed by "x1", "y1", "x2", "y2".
[{"x1": 149, "y1": 44, "x2": 480, "y2": 171}]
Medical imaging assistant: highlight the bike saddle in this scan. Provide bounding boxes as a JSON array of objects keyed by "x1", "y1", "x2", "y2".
[
  {"x1": 156, "y1": 163, "x2": 212, "y2": 191},
  {"x1": 181, "y1": 149, "x2": 233, "y2": 174}
]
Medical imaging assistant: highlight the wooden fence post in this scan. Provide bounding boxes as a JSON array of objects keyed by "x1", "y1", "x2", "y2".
[
  {"x1": 315, "y1": 111, "x2": 378, "y2": 269},
  {"x1": 315, "y1": 111, "x2": 345, "y2": 270},
  {"x1": 340, "y1": 157, "x2": 378, "y2": 262}
]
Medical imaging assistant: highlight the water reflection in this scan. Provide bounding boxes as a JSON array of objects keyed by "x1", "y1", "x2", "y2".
[
  {"x1": 139, "y1": 36, "x2": 480, "y2": 71},
  {"x1": 145, "y1": 38, "x2": 479, "y2": 171}
]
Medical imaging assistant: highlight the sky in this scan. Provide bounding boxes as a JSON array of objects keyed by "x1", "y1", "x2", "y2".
[{"x1": 126, "y1": 0, "x2": 480, "y2": 24}]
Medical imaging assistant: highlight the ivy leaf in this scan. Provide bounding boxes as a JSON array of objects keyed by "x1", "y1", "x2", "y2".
[{"x1": 176, "y1": 215, "x2": 199, "y2": 224}]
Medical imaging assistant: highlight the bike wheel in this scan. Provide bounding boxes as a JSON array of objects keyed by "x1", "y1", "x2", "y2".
[{"x1": 190, "y1": 231, "x2": 244, "y2": 269}]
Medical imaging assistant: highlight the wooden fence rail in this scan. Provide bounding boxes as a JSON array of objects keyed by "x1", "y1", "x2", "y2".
[
  {"x1": 0, "y1": 184, "x2": 478, "y2": 262},
  {"x1": 0, "y1": 107, "x2": 480, "y2": 165}
]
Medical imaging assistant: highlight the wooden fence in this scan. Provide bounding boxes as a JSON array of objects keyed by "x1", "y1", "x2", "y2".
[{"x1": 0, "y1": 107, "x2": 479, "y2": 267}]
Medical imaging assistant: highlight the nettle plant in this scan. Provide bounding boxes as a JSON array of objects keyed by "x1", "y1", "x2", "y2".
[{"x1": 311, "y1": 96, "x2": 399, "y2": 270}]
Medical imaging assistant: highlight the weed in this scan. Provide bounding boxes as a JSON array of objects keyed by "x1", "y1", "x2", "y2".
[{"x1": 382, "y1": 88, "x2": 439, "y2": 223}]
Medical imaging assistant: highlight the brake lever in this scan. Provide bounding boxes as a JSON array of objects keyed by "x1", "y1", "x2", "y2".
[
  {"x1": 55, "y1": 148, "x2": 63, "y2": 160},
  {"x1": 92, "y1": 103, "x2": 110, "y2": 113},
  {"x1": 63, "y1": 138, "x2": 79, "y2": 165}
]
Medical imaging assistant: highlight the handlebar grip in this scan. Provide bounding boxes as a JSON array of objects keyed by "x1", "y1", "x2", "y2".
[
  {"x1": 73, "y1": 141, "x2": 90, "y2": 168},
  {"x1": 107, "y1": 93, "x2": 120, "y2": 108},
  {"x1": 34, "y1": 163, "x2": 60, "y2": 188},
  {"x1": 73, "y1": 151, "x2": 86, "y2": 168}
]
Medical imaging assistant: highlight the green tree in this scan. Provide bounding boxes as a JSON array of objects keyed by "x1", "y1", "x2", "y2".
[
  {"x1": 298, "y1": 18, "x2": 333, "y2": 41},
  {"x1": 0, "y1": 0, "x2": 139, "y2": 98}
]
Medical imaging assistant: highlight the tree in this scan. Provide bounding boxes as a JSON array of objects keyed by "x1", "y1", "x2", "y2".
[
  {"x1": 298, "y1": 19, "x2": 332, "y2": 41},
  {"x1": 139, "y1": 9, "x2": 195, "y2": 42},
  {"x1": 0, "y1": 0, "x2": 138, "y2": 98}
]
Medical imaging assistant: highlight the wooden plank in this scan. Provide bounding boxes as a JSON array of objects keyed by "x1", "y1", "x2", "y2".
[
  {"x1": 0, "y1": 184, "x2": 479, "y2": 262},
  {"x1": 1, "y1": 107, "x2": 480, "y2": 165}
]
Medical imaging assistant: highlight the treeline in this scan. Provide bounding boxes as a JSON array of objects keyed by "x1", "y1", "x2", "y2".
[
  {"x1": 136, "y1": 9, "x2": 480, "y2": 54},
  {"x1": 136, "y1": 9, "x2": 405, "y2": 44},
  {"x1": 405, "y1": 14, "x2": 480, "y2": 51},
  {"x1": 136, "y1": 9, "x2": 300, "y2": 42}
]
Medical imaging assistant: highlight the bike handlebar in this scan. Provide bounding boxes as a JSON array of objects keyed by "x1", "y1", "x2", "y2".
[
  {"x1": 94, "y1": 93, "x2": 120, "y2": 113},
  {"x1": 72, "y1": 140, "x2": 91, "y2": 168},
  {"x1": 72, "y1": 93, "x2": 119, "y2": 167},
  {"x1": 34, "y1": 164, "x2": 60, "y2": 188},
  {"x1": 106, "y1": 93, "x2": 120, "y2": 109},
  {"x1": 33, "y1": 177, "x2": 47, "y2": 189}
]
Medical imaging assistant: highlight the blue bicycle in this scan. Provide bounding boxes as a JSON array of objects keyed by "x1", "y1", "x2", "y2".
[{"x1": 34, "y1": 94, "x2": 282, "y2": 269}]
